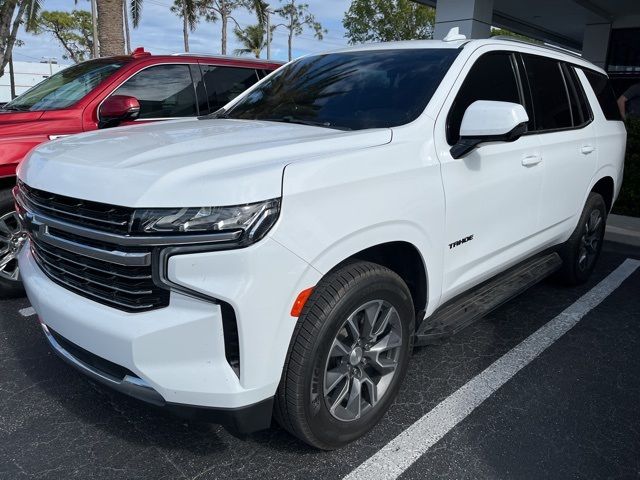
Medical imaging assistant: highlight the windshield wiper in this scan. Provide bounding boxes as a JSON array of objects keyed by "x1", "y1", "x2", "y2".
[
  {"x1": 265, "y1": 115, "x2": 351, "y2": 131},
  {"x1": 199, "y1": 108, "x2": 229, "y2": 120},
  {"x1": 1, "y1": 104, "x2": 28, "y2": 112}
]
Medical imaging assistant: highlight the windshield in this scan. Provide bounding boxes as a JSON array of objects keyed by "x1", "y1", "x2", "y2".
[
  {"x1": 222, "y1": 49, "x2": 459, "y2": 131},
  {"x1": 4, "y1": 58, "x2": 128, "y2": 112}
]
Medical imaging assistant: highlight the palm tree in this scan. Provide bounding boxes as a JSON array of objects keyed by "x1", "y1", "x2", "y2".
[
  {"x1": 273, "y1": 0, "x2": 325, "y2": 61},
  {"x1": 0, "y1": 0, "x2": 42, "y2": 78},
  {"x1": 201, "y1": 0, "x2": 267, "y2": 55},
  {"x1": 233, "y1": 24, "x2": 266, "y2": 58},
  {"x1": 95, "y1": 0, "x2": 125, "y2": 56},
  {"x1": 171, "y1": 0, "x2": 199, "y2": 52}
]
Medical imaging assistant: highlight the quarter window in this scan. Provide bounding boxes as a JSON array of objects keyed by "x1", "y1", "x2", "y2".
[
  {"x1": 447, "y1": 52, "x2": 521, "y2": 145},
  {"x1": 522, "y1": 55, "x2": 572, "y2": 131},
  {"x1": 111, "y1": 64, "x2": 197, "y2": 119},
  {"x1": 582, "y1": 70, "x2": 623, "y2": 121},
  {"x1": 200, "y1": 65, "x2": 259, "y2": 112}
]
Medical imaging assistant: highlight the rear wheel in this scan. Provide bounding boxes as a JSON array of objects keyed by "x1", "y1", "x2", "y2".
[
  {"x1": 556, "y1": 192, "x2": 607, "y2": 286},
  {"x1": 0, "y1": 188, "x2": 26, "y2": 298},
  {"x1": 274, "y1": 261, "x2": 414, "y2": 449}
]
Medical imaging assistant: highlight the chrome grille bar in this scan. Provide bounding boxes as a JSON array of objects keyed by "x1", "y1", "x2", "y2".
[{"x1": 35, "y1": 241, "x2": 152, "y2": 281}]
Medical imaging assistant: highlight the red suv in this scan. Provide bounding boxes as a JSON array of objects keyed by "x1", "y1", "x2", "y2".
[{"x1": 0, "y1": 48, "x2": 283, "y2": 296}]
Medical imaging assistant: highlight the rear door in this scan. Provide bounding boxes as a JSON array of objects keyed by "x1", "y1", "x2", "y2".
[
  {"x1": 198, "y1": 64, "x2": 260, "y2": 114},
  {"x1": 436, "y1": 49, "x2": 544, "y2": 301},
  {"x1": 519, "y1": 54, "x2": 597, "y2": 235}
]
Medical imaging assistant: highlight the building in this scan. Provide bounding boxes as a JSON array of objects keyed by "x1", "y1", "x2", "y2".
[
  {"x1": 414, "y1": 0, "x2": 640, "y2": 95},
  {"x1": 0, "y1": 60, "x2": 67, "y2": 103}
]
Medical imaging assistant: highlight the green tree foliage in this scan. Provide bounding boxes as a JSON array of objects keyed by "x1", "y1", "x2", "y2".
[
  {"x1": 234, "y1": 24, "x2": 267, "y2": 58},
  {"x1": 273, "y1": 0, "x2": 325, "y2": 61},
  {"x1": 35, "y1": 10, "x2": 94, "y2": 63},
  {"x1": 490, "y1": 27, "x2": 540, "y2": 44},
  {"x1": 343, "y1": 0, "x2": 434, "y2": 44},
  {"x1": 198, "y1": 0, "x2": 267, "y2": 55},
  {"x1": 0, "y1": 0, "x2": 42, "y2": 77},
  {"x1": 171, "y1": 0, "x2": 199, "y2": 52}
]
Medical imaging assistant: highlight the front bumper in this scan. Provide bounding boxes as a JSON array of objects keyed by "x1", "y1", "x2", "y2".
[
  {"x1": 19, "y1": 236, "x2": 321, "y2": 429},
  {"x1": 41, "y1": 321, "x2": 274, "y2": 433}
]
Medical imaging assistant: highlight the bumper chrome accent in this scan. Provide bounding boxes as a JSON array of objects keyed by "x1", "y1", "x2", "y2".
[{"x1": 40, "y1": 322, "x2": 166, "y2": 406}]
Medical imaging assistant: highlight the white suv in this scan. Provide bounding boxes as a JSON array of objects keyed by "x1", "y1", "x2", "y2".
[{"x1": 15, "y1": 35, "x2": 626, "y2": 449}]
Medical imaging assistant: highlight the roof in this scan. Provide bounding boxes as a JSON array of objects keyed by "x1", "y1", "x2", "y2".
[
  {"x1": 320, "y1": 37, "x2": 606, "y2": 75},
  {"x1": 100, "y1": 48, "x2": 285, "y2": 70}
]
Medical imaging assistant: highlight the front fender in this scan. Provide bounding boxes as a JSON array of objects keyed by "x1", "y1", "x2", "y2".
[{"x1": 272, "y1": 141, "x2": 446, "y2": 315}]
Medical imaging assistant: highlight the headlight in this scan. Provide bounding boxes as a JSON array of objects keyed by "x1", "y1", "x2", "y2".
[{"x1": 131, "y1": 198, "x2": 280, "y2": 243}]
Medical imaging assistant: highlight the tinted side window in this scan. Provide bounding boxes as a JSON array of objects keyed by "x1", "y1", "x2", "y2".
[
  {"x1": 583, "y1": 70, "x2": 623, "y2": 121},
  {"x1": 522, "y1": 55, "x2": 572, "y2": 131},
  {"x1": 447, "y1": 52, "x2": 521, "y2": 145},
  {"x1": 112, "y1": 64, "x2": 197, "y2": 119},
  {"x1": 563, "y1": 64, "x2": 592, "y2": 126},
  {"x1": 201, "y1": 66, "x2": 258, "y2": 112}
]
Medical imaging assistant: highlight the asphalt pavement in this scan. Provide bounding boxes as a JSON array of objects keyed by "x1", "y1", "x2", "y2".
[{"x1": 1, "y1": 241, "x2": 639, "y2": 480}]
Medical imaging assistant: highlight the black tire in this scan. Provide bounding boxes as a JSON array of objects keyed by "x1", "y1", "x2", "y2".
[
  {"x1": 0, "y1": 187, "x2": 25, "y2": 298},
  {"x1": 274, "y1": 261, "x2": 415, "y2": 449},
  {"x1": 556, "y1": 192, "x2": 607, "y2": 286}
]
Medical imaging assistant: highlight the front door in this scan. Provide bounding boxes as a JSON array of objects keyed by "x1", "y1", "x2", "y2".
[{"x1": 435, "y1": 49, "x2": 544, "y2": 302}]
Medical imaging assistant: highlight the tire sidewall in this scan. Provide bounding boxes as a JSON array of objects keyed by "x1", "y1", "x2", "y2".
[
  {"x1": 0, "y1": 187, "x2": 24, "y2": 297},
  {"x1": 563, "y1": 193, "x2": 607, "y2": 284},
  {"x1": 301, "y1": 271, "x2": 414, "y2": 448}
]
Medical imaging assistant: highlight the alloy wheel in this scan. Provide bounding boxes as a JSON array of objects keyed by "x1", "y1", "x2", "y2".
[
  {"x1": 577, "y1": 208, "x2": 604, "y2": 272},
  {"x1": 323, "y1": 300, "x2": 403, "y2": 422},
  {"x1": 0, "y1": 210, "x2": 26, "y2": 282}
]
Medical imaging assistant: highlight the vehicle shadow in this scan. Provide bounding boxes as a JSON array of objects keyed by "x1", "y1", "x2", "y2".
[{"x1": 2, "y1": 308, "x2": 316, "y2": 459}]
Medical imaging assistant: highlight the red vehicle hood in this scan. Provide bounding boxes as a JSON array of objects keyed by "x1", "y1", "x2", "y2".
[
  {"x1": 0, "y1": 110, "x2": 45, "y2": 129},
  {"x1": 0, "y1": 109, "x2": 83, "y2": 178}
]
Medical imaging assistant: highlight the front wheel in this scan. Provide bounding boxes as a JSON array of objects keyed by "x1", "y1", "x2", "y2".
[
  {"x1": 556, "y1": 192, "x2": 607, "y2": 286},
  {"x1": 0, "y1": 188, "x2": 26, "y2": 298},
  {"x1": 274, "y1": 261, "x2": 415, "y2": 449}
]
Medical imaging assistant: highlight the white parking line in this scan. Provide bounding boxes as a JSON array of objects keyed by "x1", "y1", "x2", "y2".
[
  {"x1": 19, "y1": 307, "x2": 35, "y2": 317},
  {"x1": 345, "y1": 258, "x2": 640, "y2": 480}
]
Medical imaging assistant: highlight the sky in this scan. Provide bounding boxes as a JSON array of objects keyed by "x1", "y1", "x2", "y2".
[{"x1": 12, "y1": 0, "x2": 353, "y2": 65}]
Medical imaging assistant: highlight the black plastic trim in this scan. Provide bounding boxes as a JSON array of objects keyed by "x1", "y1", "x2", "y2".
[{"x1": 43, "y1": 324, "x2": 273, "y2": 434}]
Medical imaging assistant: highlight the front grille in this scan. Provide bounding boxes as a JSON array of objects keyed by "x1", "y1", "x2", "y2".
[
  {"x1": 18, "y1": 182, "x2": 169, "y2": 312},
  {"x1": 18, "y1": 181, "x2": 134, "y2": 234},
  {"x1": 31, "y1": 238, "x2": 169, "y2": 312}
]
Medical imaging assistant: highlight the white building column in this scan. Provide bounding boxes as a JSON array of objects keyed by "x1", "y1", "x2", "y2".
[
  {"x1": 582, "y1": 23, "x2": 611, "y2": 68},
  {"x1": 433, "y1": 0, "x2": 494, "y2": 40}
]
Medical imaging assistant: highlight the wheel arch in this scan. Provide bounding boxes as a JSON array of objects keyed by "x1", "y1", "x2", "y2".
[
  {"x1": 338, "y1": 241, "x2": 428, "y2": 317},
  {"x1": 590, "y1": 175, "x2": 615, "y2": 213},
  {"x1": 0, "y1": 176, "x2": 16, "y2": 192}
]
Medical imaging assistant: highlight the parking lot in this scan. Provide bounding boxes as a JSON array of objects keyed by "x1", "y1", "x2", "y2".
[{"x1": 1, "y1": 241, "x2": 639, "y2": 480}]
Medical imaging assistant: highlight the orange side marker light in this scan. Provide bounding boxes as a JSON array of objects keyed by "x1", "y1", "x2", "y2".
[{"x1": 291, "y1": 287, "x2": 314, "y2": 317}]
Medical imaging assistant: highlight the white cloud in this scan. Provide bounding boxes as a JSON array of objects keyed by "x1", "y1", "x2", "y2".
[{"x1": 13, "y1": 0, "x2": 351, "y2": 65}]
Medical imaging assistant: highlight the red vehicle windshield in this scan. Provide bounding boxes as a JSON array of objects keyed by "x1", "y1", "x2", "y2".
[{"x1": 3, "y1": 58, "x2": 128, "y2": 112}]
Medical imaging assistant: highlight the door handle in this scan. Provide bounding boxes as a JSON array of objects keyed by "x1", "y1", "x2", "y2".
[
  {"x1": 521, "y1": 154, "x2": 542, "y2": 167},
  {"x1": 581, "y1": 145, "x2": 595, "y2": 155}
]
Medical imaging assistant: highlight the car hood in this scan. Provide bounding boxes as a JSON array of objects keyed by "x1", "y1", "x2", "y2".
[
  {"x1": 0, "y1": 110, "x2": 45, "y2": 122},
  {"x1": 18, "y1": 118, "x2": 392, "y2": 207}
]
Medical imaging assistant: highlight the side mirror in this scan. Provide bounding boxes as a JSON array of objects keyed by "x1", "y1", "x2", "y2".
[
  {"x1": 450, "y1": 100, "x2": 529, "y2": 159},
  {"x1": 98, "y1": 95, "x2": 140, "y2": 129}
]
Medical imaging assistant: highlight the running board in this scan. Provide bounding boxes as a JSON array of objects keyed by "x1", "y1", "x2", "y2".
[{"x1": 414, "y1": 252, "x2": 562, "y2": 346}]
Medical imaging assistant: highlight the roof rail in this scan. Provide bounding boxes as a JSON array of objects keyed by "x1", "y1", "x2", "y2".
[
  {"x1": 490, "y1": 35, "x2": 583, "y2": 60},
  {"x1": 169, "y1": 52, "x2": 284, "y2": 64}
]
